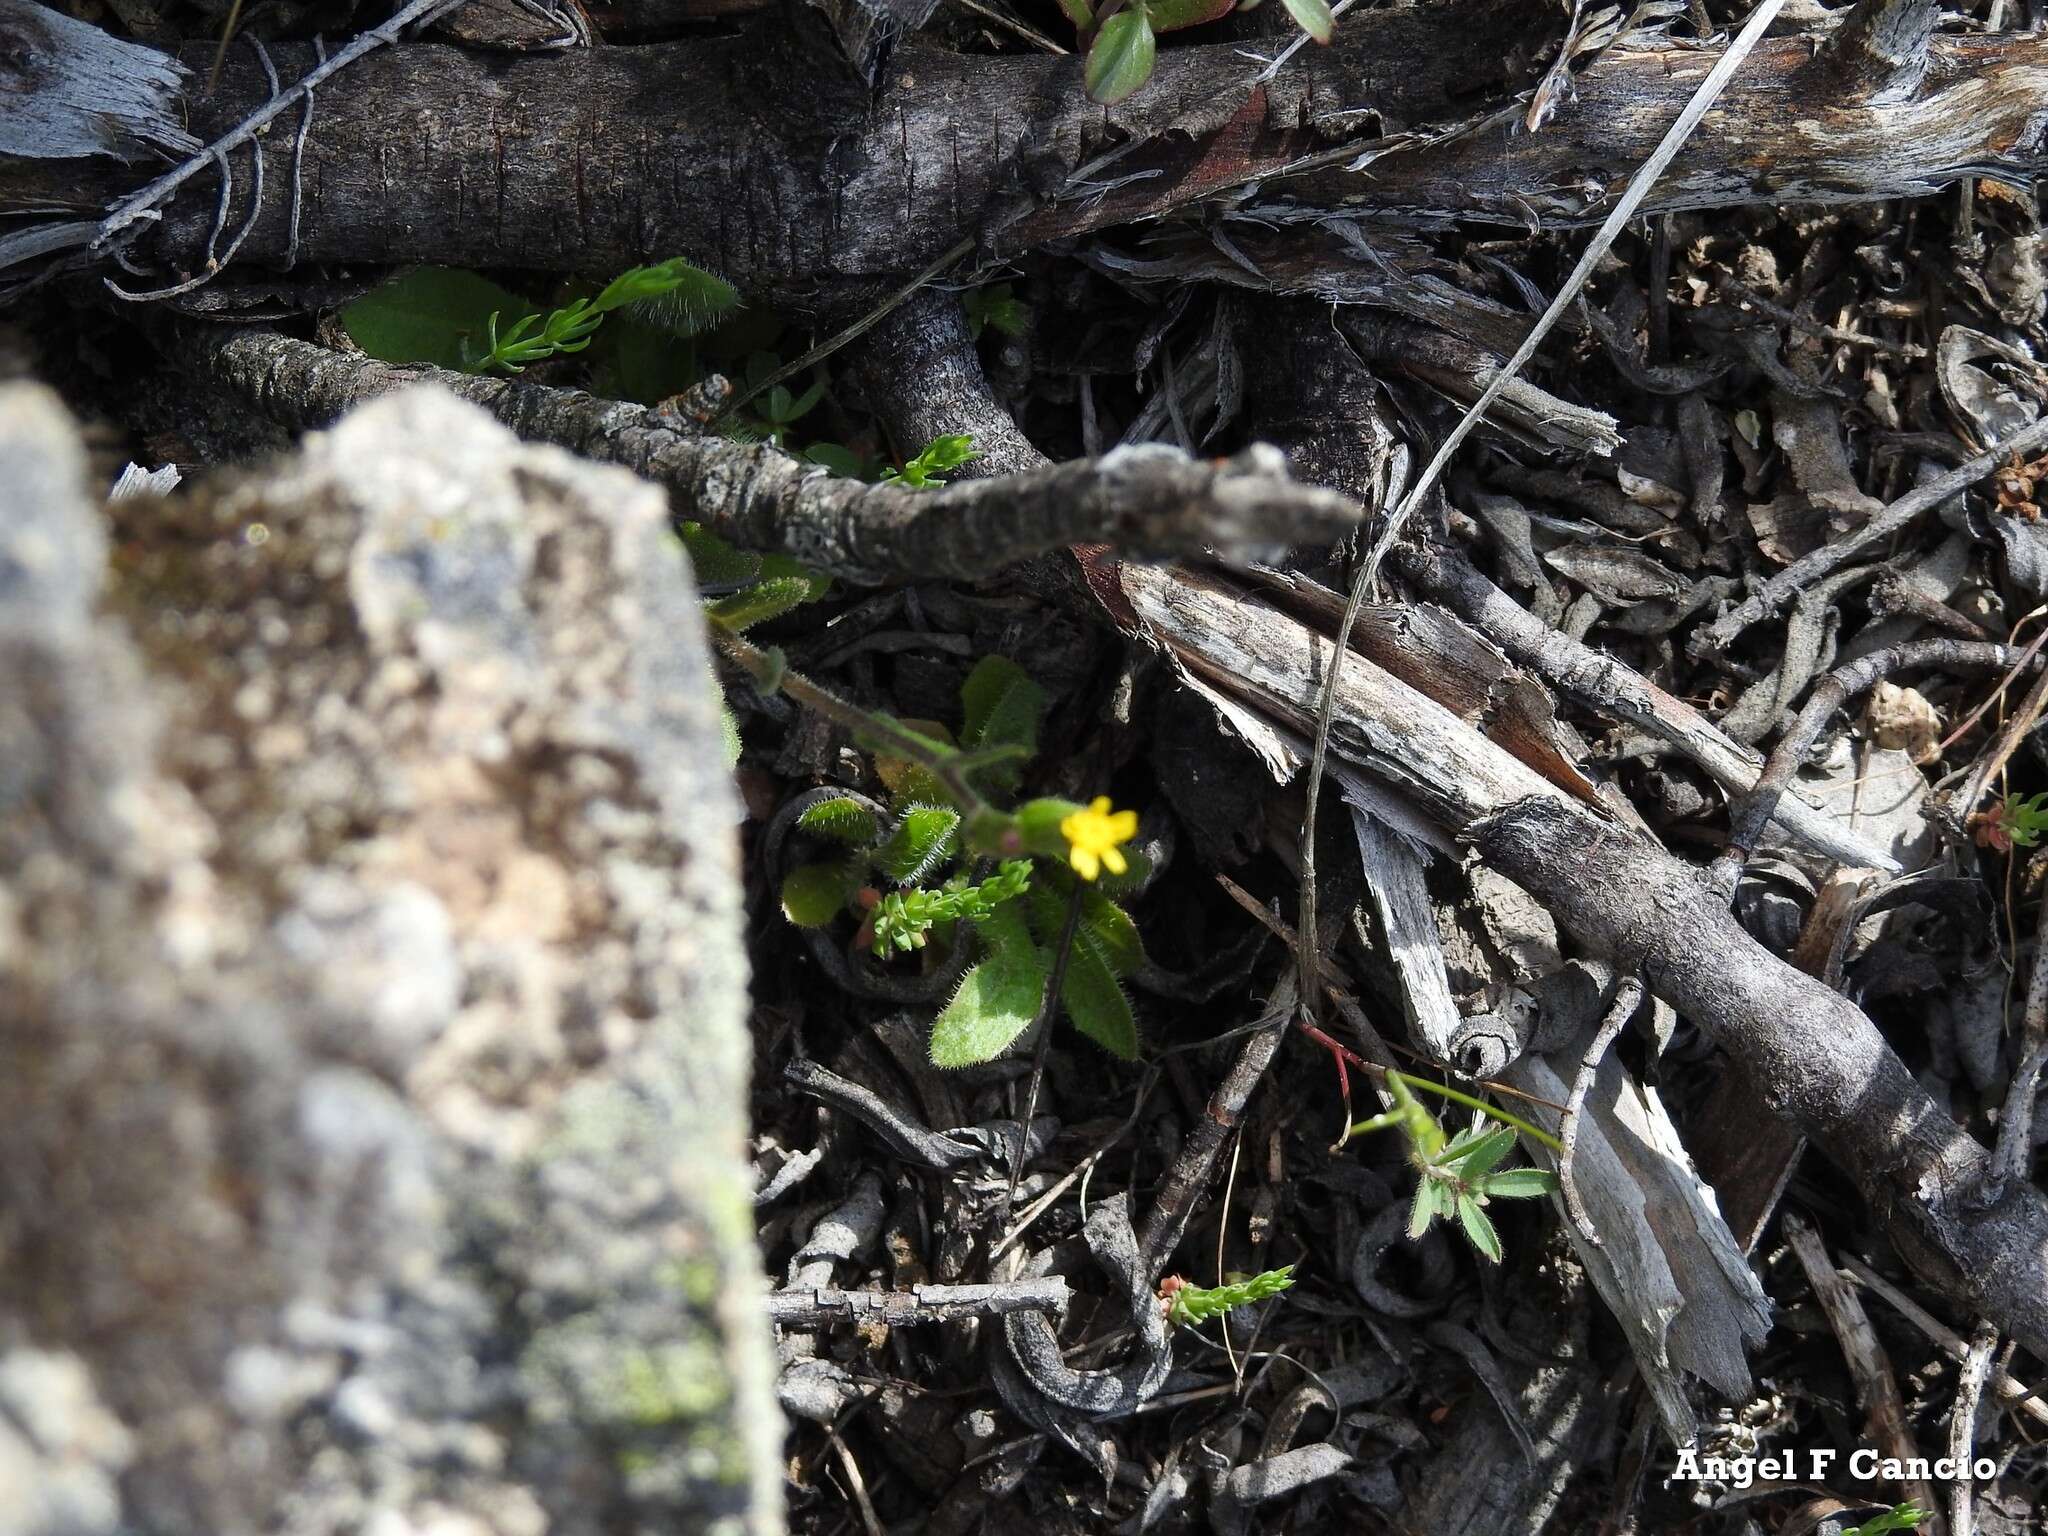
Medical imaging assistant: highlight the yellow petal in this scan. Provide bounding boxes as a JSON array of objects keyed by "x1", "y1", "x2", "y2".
[
  {"x1": 1102, "y1": 846, "x2": 1128, "y2": 876},
  {"x1": 1090, "y1": 796, "x2": 1113, "y2": 815},
  {"x1": 1071, "y1": 846, "x2": 1100, "y2": 881},
  {"x1": 1108, "y1": 812, "x2": 1138, "y2": 839}
]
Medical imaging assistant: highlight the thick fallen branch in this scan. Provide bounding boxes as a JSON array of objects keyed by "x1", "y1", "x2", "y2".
[
  {"x1": 17, "y1": 3, "x2": 2048, "y2": 294},
  {"x1": 172, "y1": 325, "x2": 1362, "y2": 581},
  {"x1": 1119, "y1": 560, "x2": 2048, "y2": 1362}
]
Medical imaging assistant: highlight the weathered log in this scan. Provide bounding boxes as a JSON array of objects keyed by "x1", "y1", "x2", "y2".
[
  {"x1": 0, "y1": 384, "x2": 781, "y2": 1535},
  {"x1": 16, "y1": 3, "x2": 2048, "y2": 296}
]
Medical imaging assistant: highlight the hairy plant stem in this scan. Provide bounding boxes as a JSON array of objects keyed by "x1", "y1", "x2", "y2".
[{"x1": 1351, "y1": 1068, "x2": 1564, "y2": 1153}]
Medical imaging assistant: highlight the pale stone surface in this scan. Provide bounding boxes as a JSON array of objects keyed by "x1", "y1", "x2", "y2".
[{"x1": 0, "y1": 384, "x2": 779, "y2": 1536}]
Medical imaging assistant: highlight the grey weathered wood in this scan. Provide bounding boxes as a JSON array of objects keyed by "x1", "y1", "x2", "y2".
[{"x1": 0, "y1": 0, "x2": 196, "y2": 162}]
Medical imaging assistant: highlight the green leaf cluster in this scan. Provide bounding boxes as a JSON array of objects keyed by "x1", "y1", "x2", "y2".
[
  {"x1": 1164, "y1": 1265, "x2": 1296, "y2": 1328},
  {"x1": 1067, "y1": 0, "x2": 1333, "y2": 107},
  {"x1": 2001, "y1": 789, "x2": 2048, "y2": 848},
  {"x1": 1353, "y1": 1074, "x2": 1556, "y2": 1264},
  {"x1": 1844, "y1": 1506, "x2": 1926, "y2": 1536},
  {"x1": 883, "y1": 433, "x2": 981, "y2": 489},
  {"x1": 965, "y1": 283, "x2": 1030, "y2": 339},
  {"x1": 929, "y1": 870, "x2": 1141, "y2": 1066},
  {"x1": 755, "y1": 647, "x2": 1148, "y2": 1070},
  {"x1": 871, "y1": 860, "x2": 1033, "y2": 953},
  {"x1": 467, "y1": 258, "x2": 739, "y2": 374},
  {"x1": 340, "y1": 259, "x2": 739, "y2": 376}
]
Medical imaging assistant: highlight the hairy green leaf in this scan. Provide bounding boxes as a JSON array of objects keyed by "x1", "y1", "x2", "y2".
[
  {"x1": 719, "y1": 698, "x2": 742, "y2": 770},
  {"x1": 1478, "y1": 1166, "x2": 1559, "y2": 1199},
  {"x1": 1409, "y1": 1176, "x2": 1449, "y2": 1239},
  {"x1": 1457, "y1": 1193, "x2": 1502, "y2": 1263},
  {"x1": 677, "y1": 521, "x2": 764, "y2": 588},
  {"x1": 1079, "y1": 885, "x2": 1145, "y2": 976},
  {"x1": 930, "y1": 905, "x2": 1049, "y2": 1067},
  {"x1": 706, "y1": 576, "x2": 818, "y2": 632},
  {"x1": 795, "y1": 796, "x2": 882, "y2": 846},
  {"x1": 875, "y1": 805, "x2": 962, "y2": 884},
  {"x1": 603, "y1": 257, "x2": 741, "y2": 337},
  {"x1": 1059, "y1": 933, "x2": 1139, "y2": 1059},
  {"x1": 781, "y1": 861, "x2": 855, "y2": 927},
  {"x1": 1084, "y1": 9, "x2": 1155, "y2": 105}
]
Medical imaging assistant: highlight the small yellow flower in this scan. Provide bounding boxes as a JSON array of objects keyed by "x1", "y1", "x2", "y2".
[{"x1": 1061, "y1": 796, "x2": 1138, "y2": 882}]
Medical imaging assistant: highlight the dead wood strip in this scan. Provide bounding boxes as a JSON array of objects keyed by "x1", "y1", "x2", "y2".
[
  {"x1": 1784, "y1": 1212, "x2": 1944, "y2": 1526},
  {"x1": 1391, "y1": 539, "x2": 1903, "y2": 871},
  {"x1": 1718, "y1": 639, "x2": 2043, "y2": 890},
  {"x1": 1692, "y1": 416, "x2": 2048, "y2": 658},
  {"x1": 1118, "y1": 561, "x2": 2048, "y2": 1361},
  {"x1": 170, "y1": 325, "x2": 1361, "y2": 582},
  {"x1": 19, "y1": 7, "x2": 2048, "y2": 296},
  {"x1": 1843, "y1": 1254, "x2": 2048, "y2": 1431},
  {"x1": 765, "y1": 1279, "x2": 1070, "y2": 1327}
]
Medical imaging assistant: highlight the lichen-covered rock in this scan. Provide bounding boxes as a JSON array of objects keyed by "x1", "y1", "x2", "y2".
[{"x1": 0, "y1": 384, "x2": 780, "y2": 1536}]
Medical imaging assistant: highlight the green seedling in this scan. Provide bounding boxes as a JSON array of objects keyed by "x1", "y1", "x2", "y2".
[
  {"x1": 964, "y1": 283, "x2": 1030, "y2": 340},
  {"x1": 465, "y1": 259, "x2": 738, "y2": 374},
  {"x1": 1351, "y1": 1072, "x2": 1559, "y2": 1263},
  {"x1": 883, "y1": 433, "x2": 981, "y2": 488},
  {"x1": 1844, "y1": 1505, "x2": 1926, "y2": 1536},
  {"x1": 341, "y1": 258, "x2": 738, "y2": 375},
  {"x1": 1979, "y1": 789, "x2": 2048, "y2": 852},
  {"x1": 1158, "y1": 1265, "x2": 1296, "y2": 1328}
]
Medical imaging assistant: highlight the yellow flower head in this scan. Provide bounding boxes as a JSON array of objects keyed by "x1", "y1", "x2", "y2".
[{"x1": 1061, "y1": 796, "x2": 1138, "y2": 883}]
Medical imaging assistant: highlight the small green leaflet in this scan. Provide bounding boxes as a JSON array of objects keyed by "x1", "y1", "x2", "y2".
[
  {"x1": 1281, "y1": 0, "x2": 1334, "y2": 44},
  {"x1": 1084, "y1": 9, "x2": 1155, "y2": 105},
  {"x1": 1165, "y1": 1265, "x2": 1296, "y2": 1328}
]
